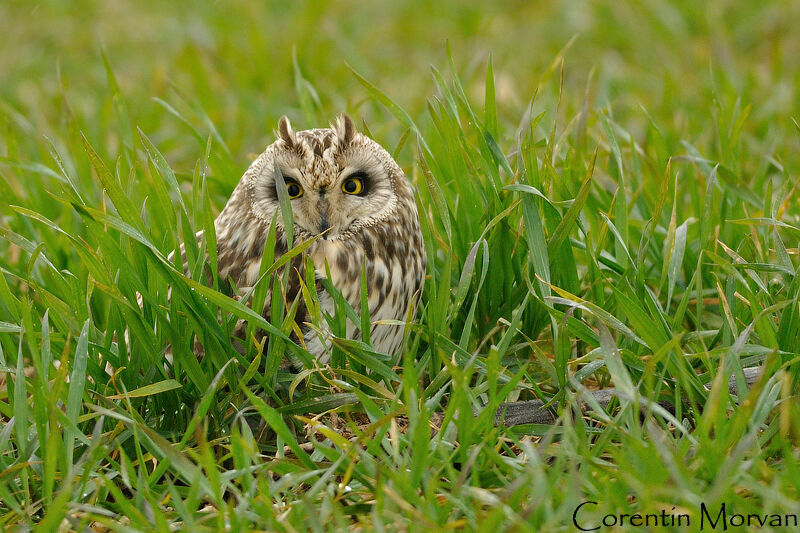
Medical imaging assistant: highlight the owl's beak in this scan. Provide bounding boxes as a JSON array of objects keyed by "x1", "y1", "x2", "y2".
[{"x1": 319, "y1": 212, "x2": 331, "y2": 239}]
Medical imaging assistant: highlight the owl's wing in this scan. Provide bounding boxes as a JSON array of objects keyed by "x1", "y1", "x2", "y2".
[
  {"x1": 162, "y1": 229, "x2": 320, "y2": 361},
  {"x1": 229, "y1": 252, "x2": 316, "y2": 347},
  {"x1": 179, "y1": 229, "x2": 262, "y2": 355}
]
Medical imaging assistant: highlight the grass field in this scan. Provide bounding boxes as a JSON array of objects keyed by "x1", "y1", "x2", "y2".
[{"x1": 2, "y1": 0, "x2": 800, "y2": 530}]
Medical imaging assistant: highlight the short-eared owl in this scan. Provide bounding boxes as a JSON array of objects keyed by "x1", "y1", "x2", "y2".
[{"x1": 208, "y1": 114, "x2": 426, "y2": 363}]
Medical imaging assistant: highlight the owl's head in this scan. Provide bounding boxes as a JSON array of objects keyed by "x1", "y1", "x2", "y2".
[{"x1": 239, "y1": 114, "x2": 412, "y2": 242}]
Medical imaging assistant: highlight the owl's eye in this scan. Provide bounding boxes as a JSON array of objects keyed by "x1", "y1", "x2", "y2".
[
  {"x1": 286, "y1": 181, "x2": 303, "y2": 199},
  {"x1": 342, "y1": 176, "x2": 364, "y2": 195}
]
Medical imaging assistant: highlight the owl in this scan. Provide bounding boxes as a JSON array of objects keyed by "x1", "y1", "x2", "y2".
[{"x1": 200, "y1": 114, "x2": 426, "y2": 364}]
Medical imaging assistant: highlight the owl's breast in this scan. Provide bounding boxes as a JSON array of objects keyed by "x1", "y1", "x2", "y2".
[
  {"x1": 304, "y1": 226, "x2": 424, "y2": 355},
  {"x1": 306, "y1": 240, "x2": 362, "y2": 311}
]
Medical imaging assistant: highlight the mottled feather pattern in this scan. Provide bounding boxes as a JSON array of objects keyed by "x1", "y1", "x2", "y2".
[{"x1": 182, "y1": 115, "x2": 425, "y2": 364}]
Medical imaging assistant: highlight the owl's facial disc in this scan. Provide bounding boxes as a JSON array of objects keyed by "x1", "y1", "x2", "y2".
[
  {"x1": 272, "y1": 163, "x2": 392, "y2": 241},
  {"x1": 290, "y1": 169, "x2": 373, "y2": 239}
]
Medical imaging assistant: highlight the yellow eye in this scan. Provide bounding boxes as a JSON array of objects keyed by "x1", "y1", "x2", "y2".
[
  {"x1": 286, "y1": 181, "x2": 303, "y2": 199},
  {"x1": 342, "y1": 177, "x2": 363, "y2": 195}
]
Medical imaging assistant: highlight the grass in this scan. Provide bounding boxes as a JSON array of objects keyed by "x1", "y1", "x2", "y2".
[{"x1": 1, "y1": 0, "x2": 800, "y2": 530}]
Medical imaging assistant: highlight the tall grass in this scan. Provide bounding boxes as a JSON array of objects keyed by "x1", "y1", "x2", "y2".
[{"x1": 1, "y1": 0, "x2": 799, "y2": 530}]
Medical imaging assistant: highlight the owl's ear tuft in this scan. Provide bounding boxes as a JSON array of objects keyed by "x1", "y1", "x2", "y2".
[
  {"x1": 333, "y1": 113, "x2": 355, "y2": 145},
  {"x1": 277, "y1": 116, "x2": 297, "y2": 147}
]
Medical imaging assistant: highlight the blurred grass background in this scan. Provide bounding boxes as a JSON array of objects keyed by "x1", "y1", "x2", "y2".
[
  {"x1": 2, "y1": 0, "x2": 800, "y2": 530},
  {"x1": 3, "y1": 0, "x2": 798, "y2": 168}
]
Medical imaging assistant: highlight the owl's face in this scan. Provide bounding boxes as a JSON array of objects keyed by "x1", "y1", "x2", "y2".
[{"x1": 245, "y1": 115, "x2": 403, "y2": 242}]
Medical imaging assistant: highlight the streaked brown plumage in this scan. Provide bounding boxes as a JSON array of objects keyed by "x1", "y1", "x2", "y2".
[{"x1": 204, "y1": 114, "x2": 425, "y2": 363}]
